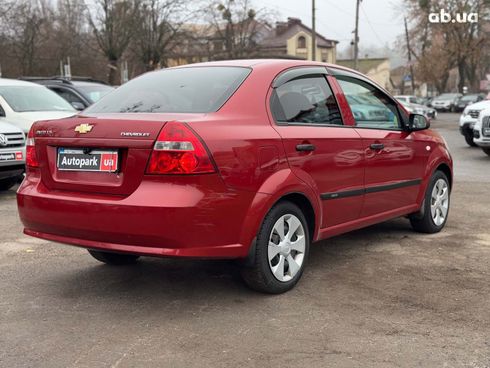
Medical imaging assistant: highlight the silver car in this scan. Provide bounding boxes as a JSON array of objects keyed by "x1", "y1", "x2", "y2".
[{"x1": 0, "y1": 120, "x2": 25, "y2": 191}]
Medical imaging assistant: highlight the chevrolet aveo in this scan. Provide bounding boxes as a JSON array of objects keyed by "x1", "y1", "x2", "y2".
[{"x1": 17, "y1": 60, "x2": 453, "y2": 293}]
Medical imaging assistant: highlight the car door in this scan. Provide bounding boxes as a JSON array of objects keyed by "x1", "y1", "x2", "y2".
[
  {"x1": 269, "y1": 67, "x2": 365, "y2": 228},
  {"x1": 331, "y1": 68, "x2": 428, "y2": 217}
]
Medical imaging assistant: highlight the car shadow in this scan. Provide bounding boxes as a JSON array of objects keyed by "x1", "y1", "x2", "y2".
[{"x1": 46, "y1": 218, "x2": 414, "y2": 304}]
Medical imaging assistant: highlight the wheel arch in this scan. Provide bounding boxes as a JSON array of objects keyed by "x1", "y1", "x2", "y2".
[
  {"x1": 239, "y1": 169, "x2": 321, "y2": 260},
  {"x1": 435, "y1": 162, "x2": 452, "y2": 190},
  {"x1": 273, "y1": 192, "x2": 316, "y2": 242}
]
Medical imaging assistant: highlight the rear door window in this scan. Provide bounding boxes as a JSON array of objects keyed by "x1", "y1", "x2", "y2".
[
  {"x1": 86, "y1": 67, "x2": 251, "y2": 114},
  {"x1": 271, "y1": 76, "x2": 342, "y2": 125}
]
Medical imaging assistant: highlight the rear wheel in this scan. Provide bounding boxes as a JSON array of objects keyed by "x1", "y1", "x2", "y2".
[
  {"x1": 464, "y1": 133, "x2": 477, "y2": 147},
  {"x1": 410, "y1": 171, "x2": 450, "y2": 233},
  {"x1": 88, "y1": 250, "x2": 140, "y2": 265},
  {"x1": 241, "y1": 201, "x2": 310, "y2": 294},
  {"x1": 483, "y1": 148, "x2": 490, "y2": 156}
]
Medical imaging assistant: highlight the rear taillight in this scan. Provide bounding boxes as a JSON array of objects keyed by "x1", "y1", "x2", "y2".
[
  {"x1": 26, "y1": 127, "x2": 39, "y2": 168},
  {"x1": 146, "y1": 122, "x2": 215, "y2": 174}
]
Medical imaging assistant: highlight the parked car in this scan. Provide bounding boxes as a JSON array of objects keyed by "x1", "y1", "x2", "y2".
[
  {"x1": 459, "y1": 100, "x2": 490, "y2": 146},
  {"x1": 419, "y1": 96, "x2": 434, "y2": 107},
  {"x1": 472, "y1": 107, "x2": 490, "y2": 156},
  {"x1": 344, "y1": 94, "x2": 392, "y2": 122},
  {"x1": 394, "y1": 95, "x2": 420, "y2": 104},
  {"x1": 431, "y1": 93, "x2": 462, "y2": 112},
  {"x1": 0, "y1": 79, "x2": 76, "y2": 133},
  {"x1": 20, "y1": 77, "x2": 115, "y2": 110},
  {"x1": 455, "y1": 94, "x2": 485, "y2": 112},
  {"x1": 396, "y1": 98, "x2": 437, "y2": 120},
  {"x1": 17, "y1": 60, "x2": 453, "y2": 293},
  {"x1": 0, "y1": 120, "x2": 25, "y2": 191}
]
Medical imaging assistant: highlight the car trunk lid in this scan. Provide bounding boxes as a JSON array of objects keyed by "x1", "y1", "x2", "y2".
[{"x1": 32, "y1": 113, "x2": 205, "y2": 196}]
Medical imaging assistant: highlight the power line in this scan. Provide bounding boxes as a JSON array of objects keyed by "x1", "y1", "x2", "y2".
[{"x1": 360, "y1": 3, "x2": 387, "y2": 46}]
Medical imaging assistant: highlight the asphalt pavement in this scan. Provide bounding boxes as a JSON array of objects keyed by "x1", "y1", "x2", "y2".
[{"x1": 0, "y1": 113, "x2": 489, "y2": 368}]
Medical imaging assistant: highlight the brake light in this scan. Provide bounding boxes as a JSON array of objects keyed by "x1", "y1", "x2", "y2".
[
  {"x1": 26, "y1": 127, "x2": 39, "y2": 168},
  {"x1": 146, "y1": 122, "x2": 215, "y2": 174}
]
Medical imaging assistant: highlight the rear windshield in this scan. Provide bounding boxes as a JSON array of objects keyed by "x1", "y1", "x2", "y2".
[{"x1": 85, "y1": 67, "x2": 251, "y2": 114}]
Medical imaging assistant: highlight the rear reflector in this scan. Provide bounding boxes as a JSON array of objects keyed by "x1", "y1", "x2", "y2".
[
  {"x1": 146, "y1": 122, "x2": 215, "y2": 174},
  {"x1": 26, "y1": 126, "x2": 39, "y2": 168}
]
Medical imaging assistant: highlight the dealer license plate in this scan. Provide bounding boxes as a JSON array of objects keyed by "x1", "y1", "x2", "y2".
[
  {"x1": 0, "y1": 152, "x2": 23, "y2": 161},
  {"x1": 57, "y1": 148, "x2": 118, "y2": 172}
]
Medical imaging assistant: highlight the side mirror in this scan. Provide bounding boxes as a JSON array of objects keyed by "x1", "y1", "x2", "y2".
[
  {"x1": 0, "y1": 105, "x2": 5, "y2": 117},
  {"x1": 407, "y1": 113, "x2": 430, "y2": 131},
  {"x1": 71, "y1": 102, "x2": 85, "y2": 111}
]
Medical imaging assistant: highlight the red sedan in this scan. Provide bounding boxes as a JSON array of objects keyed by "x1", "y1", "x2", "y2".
[{"x1": 17, "y1": 60, "x2": 453, "y2": 293}]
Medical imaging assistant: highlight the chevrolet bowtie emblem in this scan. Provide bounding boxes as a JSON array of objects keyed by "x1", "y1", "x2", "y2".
[{"x1": 74, "y1": 124, "x2": 93, "y2": 134}]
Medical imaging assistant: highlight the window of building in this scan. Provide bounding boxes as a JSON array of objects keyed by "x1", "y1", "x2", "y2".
[{"x1": 297, "y1": 36, "x2": 306, "y2": 49}]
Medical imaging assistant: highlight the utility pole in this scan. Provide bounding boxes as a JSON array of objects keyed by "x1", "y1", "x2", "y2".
[
  {"x1": 311, "y1": 0, "x2": 316, "y2": 61},
  {"x1": 404, "y1": 17, "x2": 416, "y2": 93},
  {"x1": 354, "y1": 0, "x2": 360, "y2": 70}
]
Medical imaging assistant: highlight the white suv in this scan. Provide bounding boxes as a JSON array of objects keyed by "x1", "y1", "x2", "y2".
[
  {"x1": 0, "y1": 78, "x2": 76, "y2": 133},
  {"x1": 459, "y1": 100, "x2": 490, "y2": 147},
  {"x1": 473, "y1": 107, "x2": 490, "y2": 156},
  {"x1": 0, "y1": 120, "x2": 25, "y2": 191}
]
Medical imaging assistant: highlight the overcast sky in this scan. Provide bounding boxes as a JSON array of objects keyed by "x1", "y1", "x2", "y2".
[{"x1": 258, "y1": 0, "x2": 405, "y2": 55}]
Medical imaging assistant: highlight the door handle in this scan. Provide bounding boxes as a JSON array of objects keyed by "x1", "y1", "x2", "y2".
[
  {"x1": 370, "y1": 143, "x2": 384, "y2": 150},
  {"x1": 296, "y1": 144, "x2": 316, "y2": 152}
]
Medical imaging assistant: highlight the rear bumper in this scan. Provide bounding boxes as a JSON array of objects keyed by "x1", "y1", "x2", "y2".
[
  {"x1": 24, "y1": 228, "x2": 246, "y2": 258},
  {"x1": 17, "y1": 174, "x2": 257, "y2": 259}
]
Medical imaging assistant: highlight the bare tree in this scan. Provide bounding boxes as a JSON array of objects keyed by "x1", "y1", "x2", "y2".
[
  {"x1": 207, "y1": 0, "x2": 270, "y2": 59},
  {"x1": 87, "y1": 0, "x2": 141, "y2": 84},
  {"x1": 54, "y1": 0, "x2": 87, "y2": 65},
  {"x1": 404, "y1": 0, "x2": 489, "y2": 93},
  {"x1": 136, "y1": 0, "x2": 188, "y2": 70},
  {"x1": 5, "y1": 0, "x2": 52, "y2": 75}
]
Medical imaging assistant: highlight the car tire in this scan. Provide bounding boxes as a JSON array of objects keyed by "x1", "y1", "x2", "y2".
[
  {"x1": 483, "y1": 148, "x2": 490, "y2": 156},
  {"x1": 464, "y1": 134, "x2": 477, "y2": 147},
  {"x1": 410, "y1": 171, "x2": 450, "y2": 234},
  {"x1": 240, "y1": 201, "x2": 310, "y2": 294},
  {"x1": 88, "y1": 250, "x2": 140, "y2": 265},
  {"x1": 0, "y1": 178, "x2": 18, "y2": 191}
]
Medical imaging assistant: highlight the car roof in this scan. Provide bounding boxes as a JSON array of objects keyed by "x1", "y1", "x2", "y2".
[
  {"x1": 71, "y1": 81, "x2": 111, "y2": 87},
  {"x1": 0, "y1": 78, "x2": 44, "y2": 87},
  {"x1": 173, "y1": 58, "x2": 356, "y2": 73}
]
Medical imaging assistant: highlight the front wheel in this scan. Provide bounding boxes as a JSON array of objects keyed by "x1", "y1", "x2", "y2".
[
  {"x1": 410, "y1": 171, "x2": 450, "y2": 233},
  {"x1": 464, "y1": 133, "x2": 477, "y2": 147},
  {"x1": 241, "y1": 201, "x2": 310, "y2": 294},
  {"x1": 88, "y1": 250, "x2": 140, "y2": 265},
  {"x1": 483, "y1": 148, "x2": 490, "y2": 156}
]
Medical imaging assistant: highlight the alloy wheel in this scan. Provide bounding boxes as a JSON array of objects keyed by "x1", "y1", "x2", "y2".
[{"x1": 430, "y1": 178, "x2": 449, "y2": 226}]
